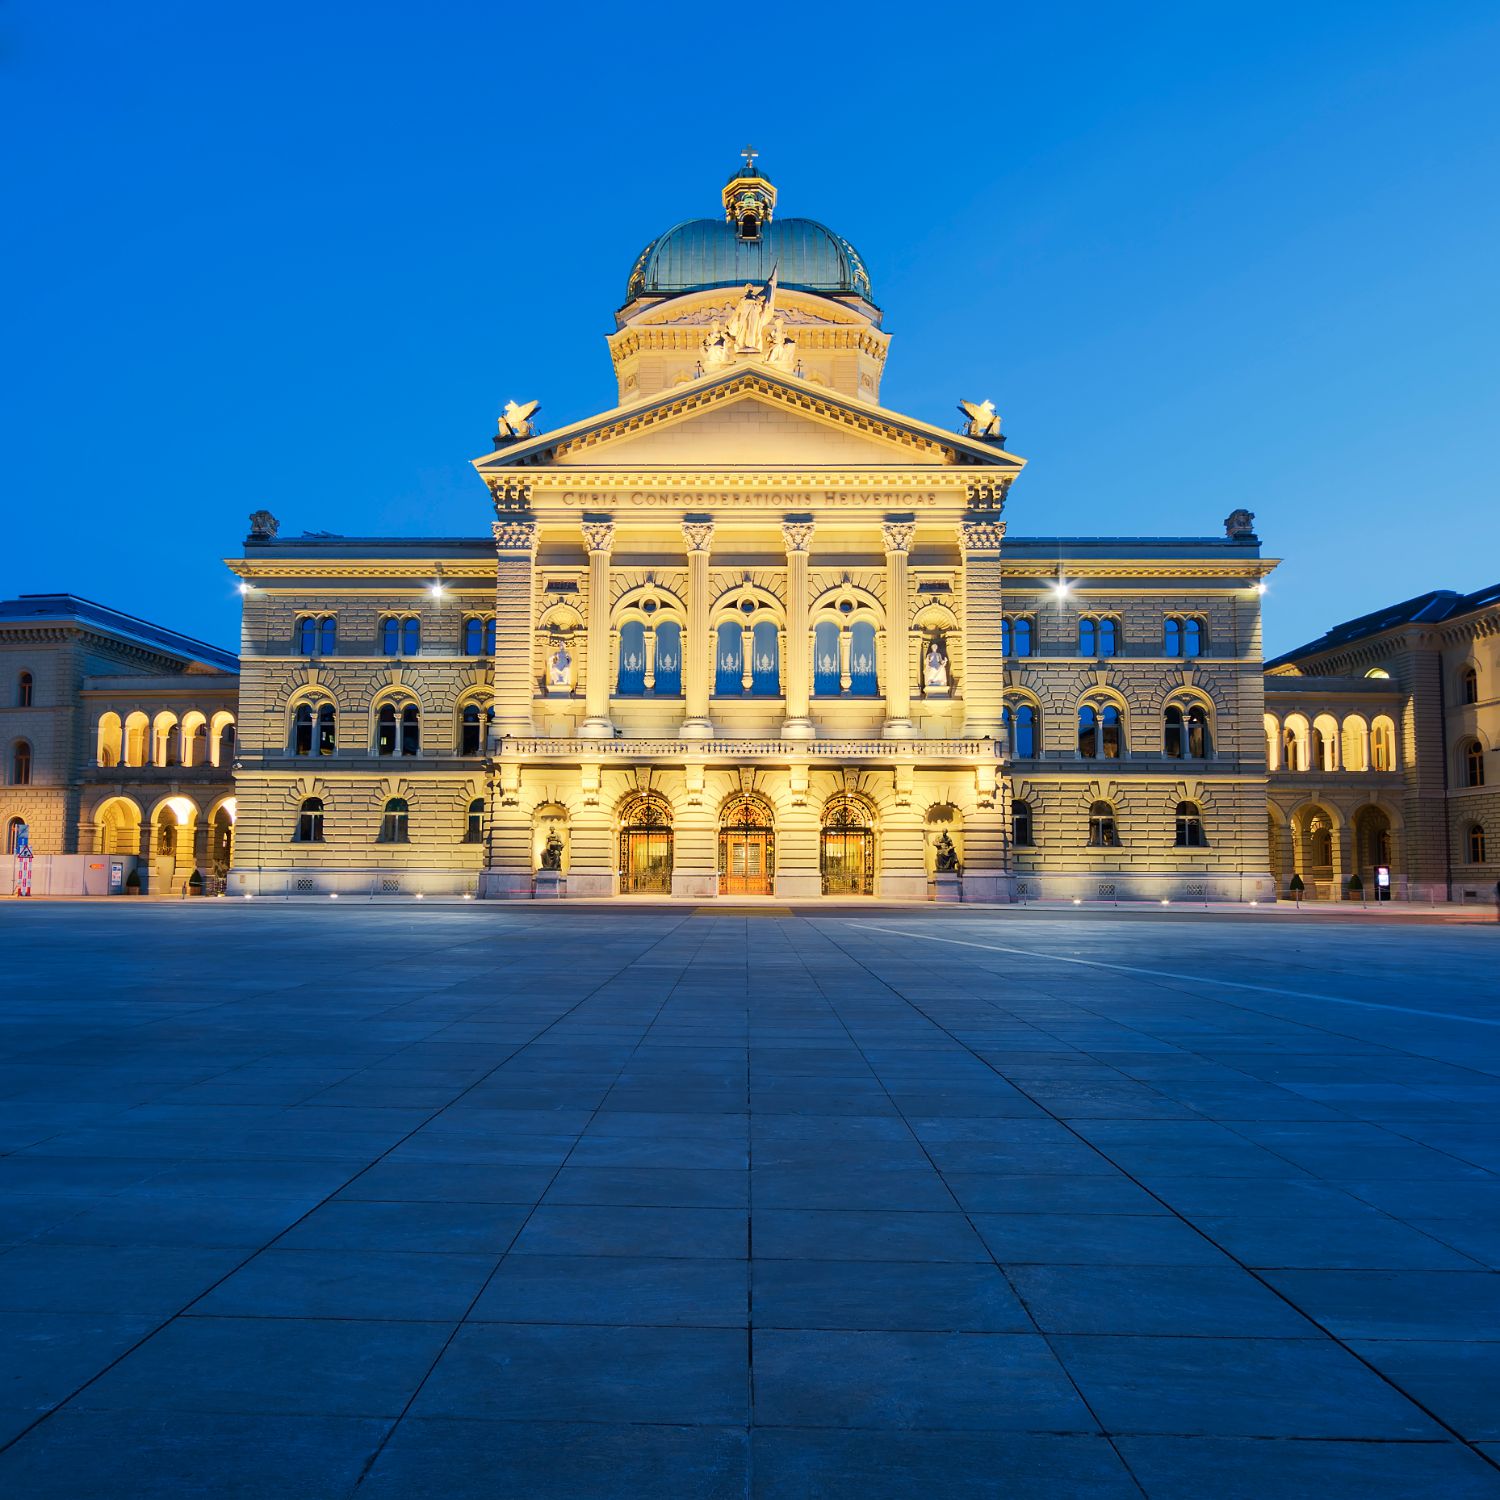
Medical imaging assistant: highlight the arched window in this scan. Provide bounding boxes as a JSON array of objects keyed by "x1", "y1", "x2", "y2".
[
  {"x1": 1005, "y1": 617, "x2": 1033, "y2": 657},
  {"x1": 1101, "y1": 705, "x2": 1123, "y2": 758},
  {"x1": 460, "y1": 703, "x2": 483, "y2": 756},
  {"x1": 97, "y1": 713, "x2": 122, "y2": 767},
  {"x1": 751, "y1": 620, "x2": 780, "y2": 695},
  {"x1": 294, "y1": 797, "x2": 324, "y2": 843},
  {"x1": 1282, "y1": 726, "x2": 1301, "y2": 772},
  {"x1": 1087, "y1": 801, "x2": 1119, "y2": 848},
  {"x1": 1005, "y1": 702, "x2": 1037, "y2": 759},
  {"x1": 1461, "y1": 666, "x2": 1479, "y2": 705},
  {"x1": 298, "y1": 617, "x2": 316, "y2": 655},
  {"x1": 1265, "y1": 718, "x2": 1278, "y2": 770},
  {"x1": 1163, "y1": 617, "x2": 1182, "y2": 657},
  {"x1": 464, "y1": 618, "x2": 484, "y2": 655},
  {"x1": 848, "y1": 620, "x2": 877, "y2": 695},
  {"x1": 292, "y1": 704, "x2": 314, "y2": 756},
  {"x1": 402, "y1": 618, "x2": 420, "y2": 656},
  {"x1": 484, "y1": 618, "x2": 496, "y2": 655},
  {"x1": 1365, "y1": 667, "x2": 1391, "y2": 680},
  {"x1": 1468, "y1": 824, "x2": 1487, "y2": 864},
  {"x1": 1175, "y1": 801, "x2": 1207, "y2": 847},
  {"x1": 1371, "y1": 717, "x2": 1396, "y2": 772},
  {"x1": 654, "y1": 621, "x2": 682, "y2": 696},
  {"x1": 217, "y1": 719, "x2": 236, "y2": 766},
  {"x1": 11, "y1": 740, "x2": 32, "y2": 785},
  {"x1": 464, "y1": 797, "x2": 485, "y2": 844},
  {"x1": 813, "y1": 621, "x2": 840, "y2": 696},
  {"x1": 1165, "y1": 706, "x2": 1184, "y2": 758},
  {"x1": 376, "y1": 704, "x2": 397, "y2": 756},
  {"x1": 1012, "y1": 799, "x2": 1033, "y2": 847},
  {"x1": 1183, "y1": 618, "x2": 1204, "y2": 657},
  {"x1": 124, "y1": 713, "x2": 149, "y2": 767},
  {"x1": 6, "y1": 816, "x2": 25, "y2": 853},
  {"x1": 1463, "y1": 739, "x2": 1485, "y2": 787},
  {"x1": 1098, "y1": 618, "x2": 1118, "y2": 657},
  {"x1": 617, "y1": 620, "x2": 647, "y2": 695},
  {"x1": 17, "y1": 672, "x2": 33, "y2": 707},
  {"x1": 1078, "y1": 705, "x2": 1097, "y2": 758},
  {"x1": 378, "y1": 797, "x2": 410, "y2": 843},
  {"x1": 317, "y1": 705, "x2": 336, "y2": 755},
  {"x1": 297, "y1": 617, "x2": 336, "y2": 655},
  {"x1": 184, "y1": 718, "x2": 208, "y2": 767},
  {"x1": 382, "y1": 617, "x2": 400, "y2": 655},
  {"x1": 320, "y1": 617, "x2": 336, "y2": 654},
  {"x1": 1186, "y1": 706, "x2": 1210, "y2": 758},
  {"x1": 715, "y1": 621, "x2": 743, "y2": 696},
  {"x1": 400, "y1": 705, "x2": 420, "y2": 756},
  {"x1": 1078, "y1": 618, "x2": 1097, "y2": 657}
]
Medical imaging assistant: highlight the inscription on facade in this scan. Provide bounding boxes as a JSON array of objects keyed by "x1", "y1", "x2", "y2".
[{"x1": 558, "y1": 491, "x2": 941, "y2": 509}]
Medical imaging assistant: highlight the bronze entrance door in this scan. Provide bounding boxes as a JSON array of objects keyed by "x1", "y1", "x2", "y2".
[
  {"x1": 820, "y1": 796, "x2": 875, "y2": 895},
  {"x1": 718, "y1": 796, "x2": 775, "y2": 896},
  {"x1": 618, "y1": 793, "x2": 674, "y2": 894}
]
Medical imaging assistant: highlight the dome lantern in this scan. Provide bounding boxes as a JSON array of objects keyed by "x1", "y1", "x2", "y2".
[{"x1": 723, "y1": 146, "x2": 777, "y2": 241}]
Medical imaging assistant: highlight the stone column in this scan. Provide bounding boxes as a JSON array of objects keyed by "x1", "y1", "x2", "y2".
[
  {"x1": 579, "y1": 518, "x2": 616, "y2": 741},
  {"x1": 681, "y1": 517, "x2": 715, "y2": 740},
  {"x1": 490, "y1": 519, "x2": 539, "y2": 740},
  {"x1": 781, "y1": 518, "x2": 815, "y2": 741},
  {"x1": 882, "y1": 518, "x2": 916, "y2": 739},
  {"x1": 958, "y1": 517, "x2": 1007, "y2": 739}
]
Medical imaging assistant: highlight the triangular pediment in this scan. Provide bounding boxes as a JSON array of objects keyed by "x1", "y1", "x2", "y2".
[{"x1": 474, "y1": 368, "x2": 1024, "y2": 476}]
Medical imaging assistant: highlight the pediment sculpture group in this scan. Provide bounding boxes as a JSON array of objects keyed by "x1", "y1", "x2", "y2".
[{"x1": 701, "y1": 276, "x2": 800, "y2": 375}]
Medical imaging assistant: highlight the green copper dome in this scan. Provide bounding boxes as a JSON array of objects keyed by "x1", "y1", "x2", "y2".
[
  {"x1": 624, "y1": 163, "x2": 874, "y2": 307},
  {"x1": 626, "y1": 218, "x2": 873, "y2": 304}
]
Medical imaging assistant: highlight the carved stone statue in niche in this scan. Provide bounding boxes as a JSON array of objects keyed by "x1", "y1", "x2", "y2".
[
  {"x1": 539, "y1": 830, "x2": 564, "y2": 871},
  {"x1": 923, "y1": 632, "x2": 951, "y2": 695},
  {"x1": 546, "y1": 640, "x2": 573, "y2": 693},
  {"x1": 933, "y1": 832, "x2": 961, "y2": 874}
]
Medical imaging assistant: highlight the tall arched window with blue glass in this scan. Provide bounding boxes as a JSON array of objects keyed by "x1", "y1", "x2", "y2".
[
  {"x1": 715, "y1": 603, "x2": 780, "y2": 696},
  {"x1": 813, "y1": 597, "x2": 880, "y2": 696}
]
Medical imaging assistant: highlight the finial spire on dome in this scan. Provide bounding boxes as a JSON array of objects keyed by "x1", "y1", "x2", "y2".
[{"x1": 723, "y1": 150, "x2": 776, "y2": 238}]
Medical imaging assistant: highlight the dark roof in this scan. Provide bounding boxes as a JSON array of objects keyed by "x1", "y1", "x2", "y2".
[
  {"x1": 1267, "y1": 583, "x2": 1500, "y2": 668},
  {"x1": 0, "y1": 594, "x2": 239, "y2": 673},
  {"x1": 625, "y1": 217, "x2": 874, "y2": 305}
]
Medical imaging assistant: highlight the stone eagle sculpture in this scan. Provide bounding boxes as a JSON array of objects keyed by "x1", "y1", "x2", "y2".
[
  {"x1": 958, "y1": 399, "x2": 1002, "y2": 439},
  {"x1": 497, "y1": 399, "x2": 541, "y2": 440}
]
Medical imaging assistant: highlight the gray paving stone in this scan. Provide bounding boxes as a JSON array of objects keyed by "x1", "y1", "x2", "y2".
[
  {"x1": 1, "y1": 904, "x2": 1497, "y2": 1496},
  {"x1": 753, "y1": 1329, "x2": 1096, "y2": 1431},
  {"x1": 411, "y1": 1323, "x2": 748, "y2": 1424}
]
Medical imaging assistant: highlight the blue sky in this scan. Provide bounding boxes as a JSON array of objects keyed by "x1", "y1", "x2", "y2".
[{"x1": 4, "y1": 1, "x2": 1498, "y2": 656}]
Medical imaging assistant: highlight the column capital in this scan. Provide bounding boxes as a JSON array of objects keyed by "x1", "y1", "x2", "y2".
[
  {"x1": 682, "y1": 518, "x2": 715, "y2": 553},
  {"x1": 958, "y1": 518, "x2": 1007, "y2": 552},
  {"x1": 492, "y1": 519, "x2": 538, "y2": 553},
  {"x1": 581, "y1": 517, "x2": 615, "y2": 555},
  {"x1": 882, "y1": 518, "x2": 916, "y2": 555},
  {"x1": 781, "y1": 517, "x2": 815, "y2": 553}
]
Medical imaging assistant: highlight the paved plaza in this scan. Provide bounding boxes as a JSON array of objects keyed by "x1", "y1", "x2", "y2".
[{"x1": 0, "y1": 902, "x2": 1498, "y2": 1497}]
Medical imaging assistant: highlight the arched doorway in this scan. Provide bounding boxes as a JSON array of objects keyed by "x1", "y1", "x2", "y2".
[
  {"x1": 618, "y1": 792, "x2": 673, "y2": 895},
  {"x1": 1353, "y1": 805, "x2": 1395, "y2": 887},
  {"x1": 821, "y1": 794, "x2": 875, "y2": 895},
  {"x1": 718, "y1": 794, "x2": 775, "y2": 896},
  {"x1": 152, "y1": 796, "x2": 198, "y2": 894},
  {"x1": 209, "y1": 799, "x2": 236, "y2": 888},
  {"x1": 94, "y1": 796, "x2": 143, "y2": 856}
]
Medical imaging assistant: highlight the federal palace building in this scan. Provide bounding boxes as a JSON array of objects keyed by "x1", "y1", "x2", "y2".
[{"x1": 3, "y1": 161, "x2": 1496, "y2": 902}]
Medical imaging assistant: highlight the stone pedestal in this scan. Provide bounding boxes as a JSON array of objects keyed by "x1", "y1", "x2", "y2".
[
  {"x1": 533, "y1": 870, "x2": 566, "y2": 900},
  {"x1": 928, "y1": 872, "x2": 962, "y2": 903}
]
